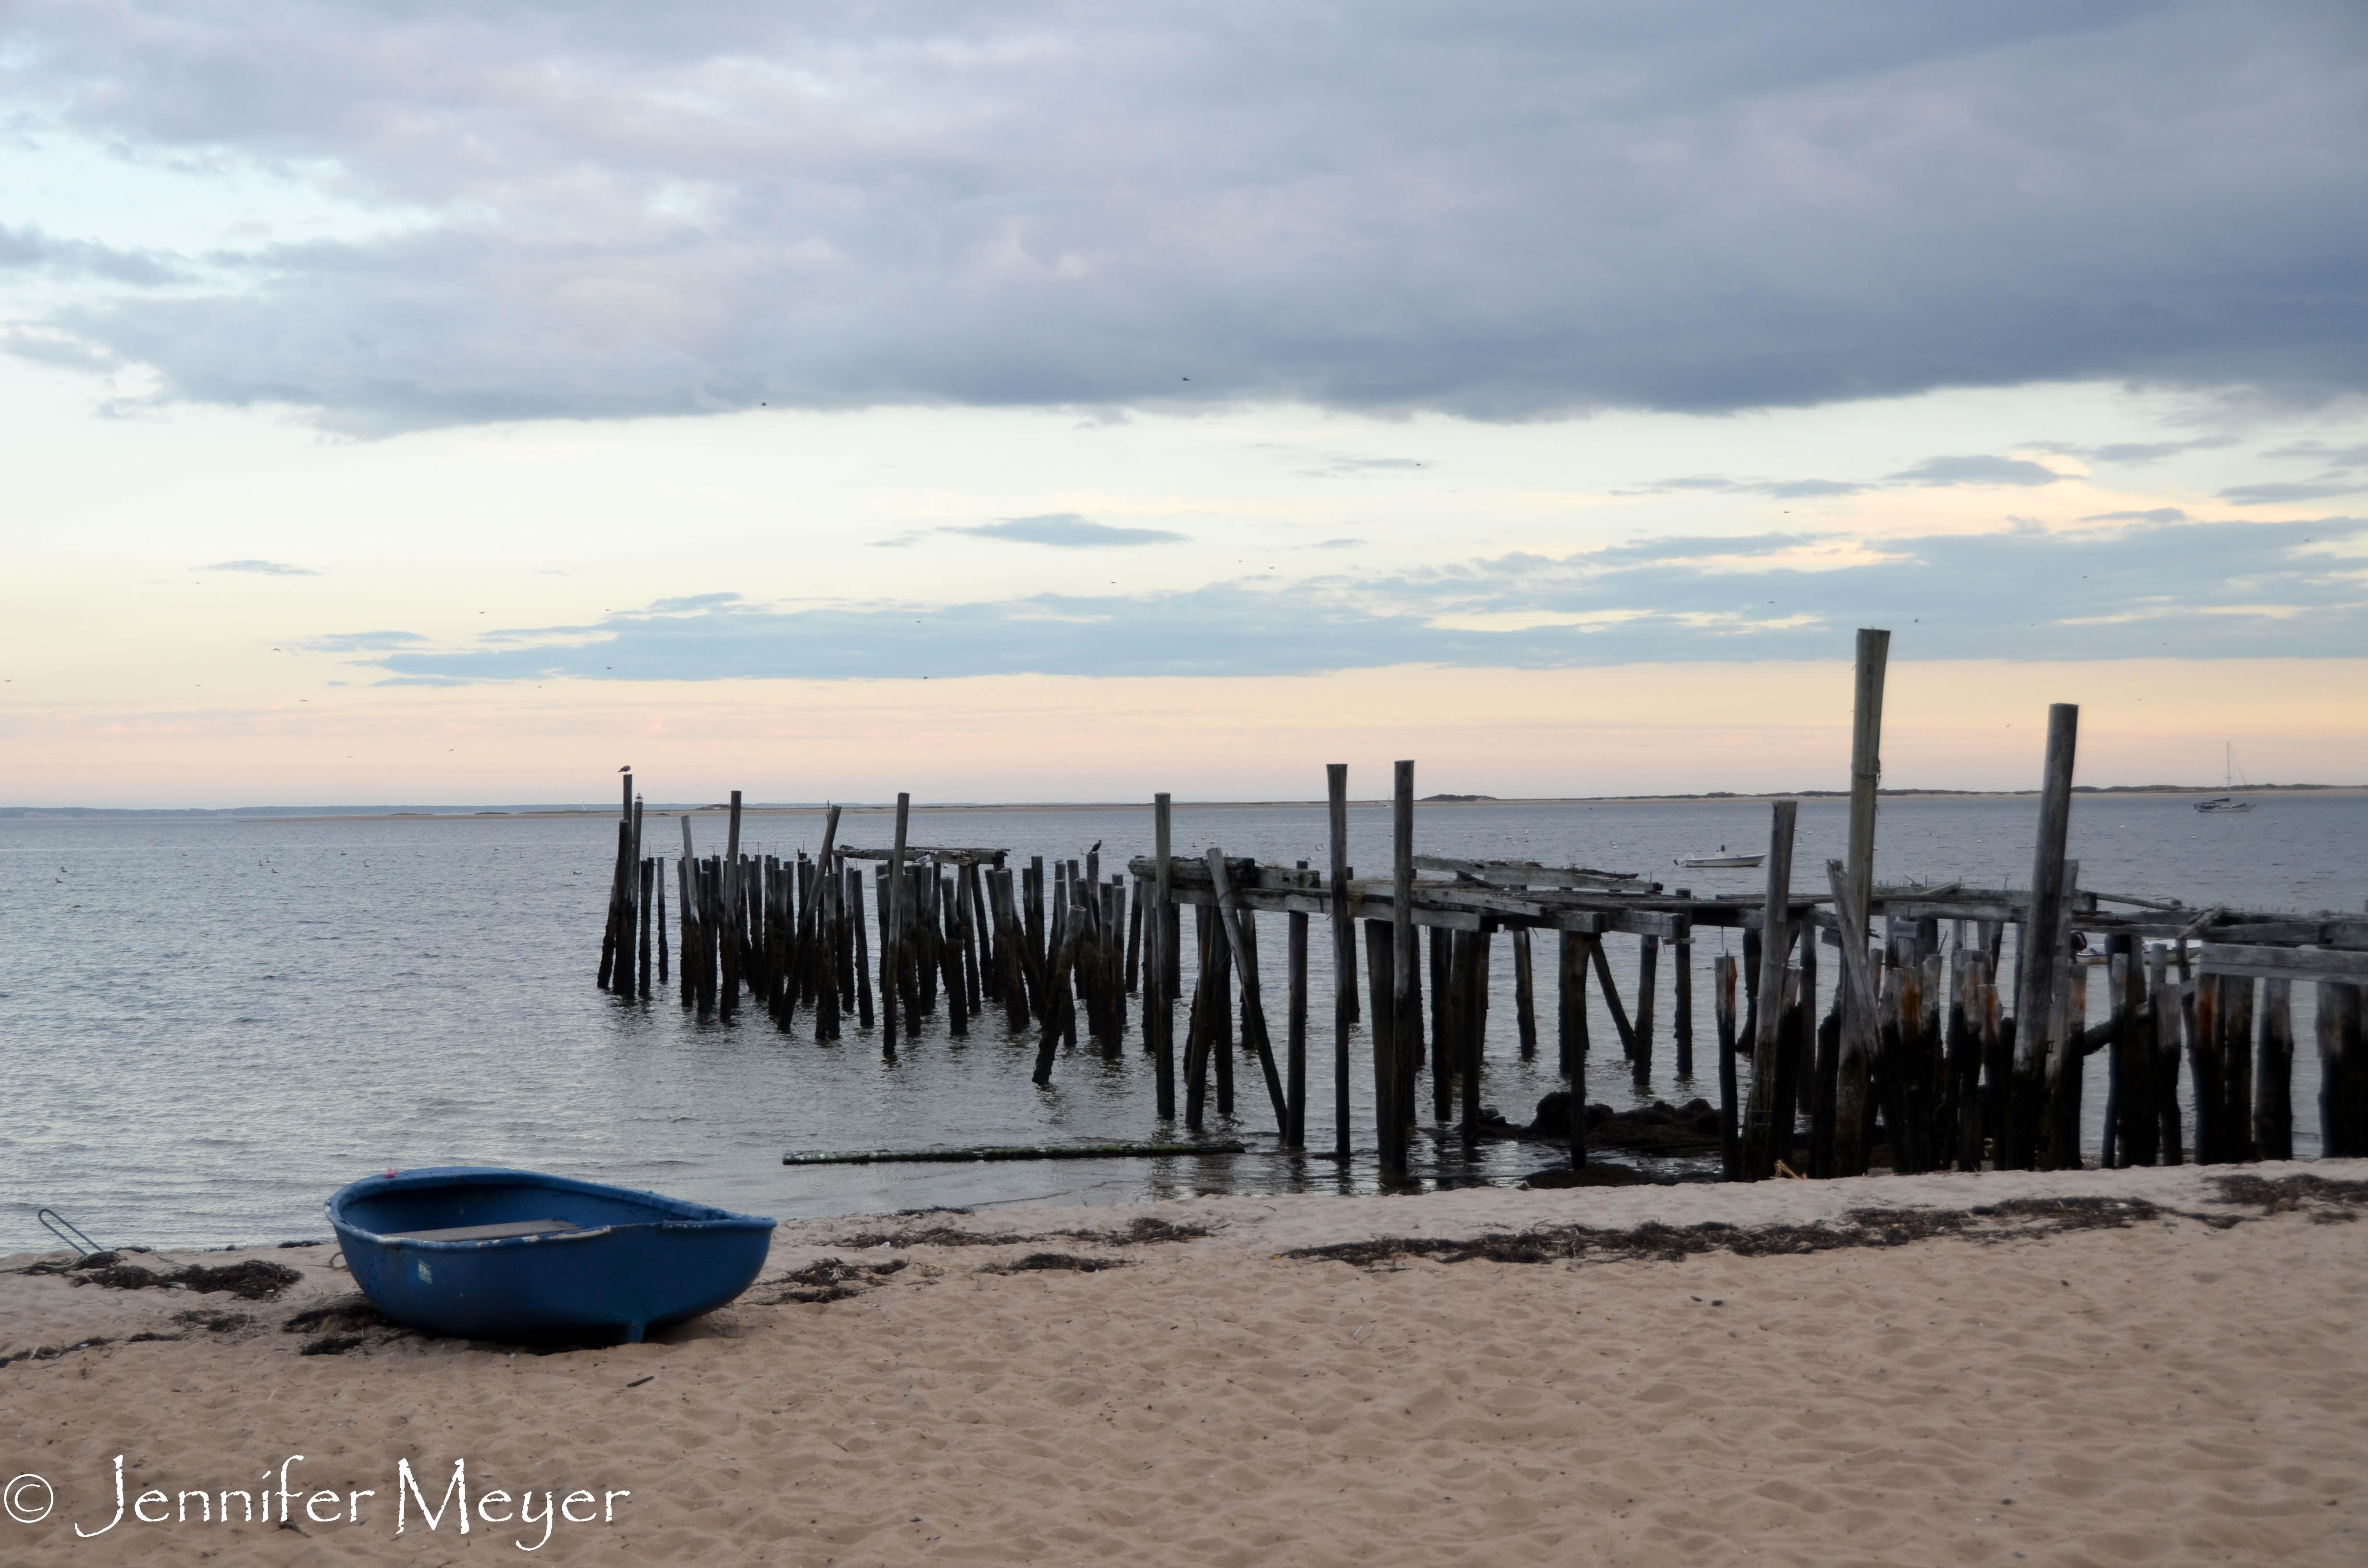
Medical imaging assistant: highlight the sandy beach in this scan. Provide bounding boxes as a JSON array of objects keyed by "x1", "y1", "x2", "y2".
[{"x1": 5, "y1": 1162, "x2": 2365, "y2": 1566}]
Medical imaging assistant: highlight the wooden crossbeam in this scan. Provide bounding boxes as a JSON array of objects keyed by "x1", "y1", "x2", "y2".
[{"x1": 2199, "y1": 943, "x2": 2368, "y2": 983}]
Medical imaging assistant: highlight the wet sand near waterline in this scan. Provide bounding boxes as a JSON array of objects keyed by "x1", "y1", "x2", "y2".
[{"x1": 5, "y1": 1163, "x2": 2366, "y2": 1566}]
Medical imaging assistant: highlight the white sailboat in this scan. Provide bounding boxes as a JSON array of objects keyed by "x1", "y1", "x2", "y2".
[{"x1": 2193, "y1": 743, "x2": 2255, "y2": 812}]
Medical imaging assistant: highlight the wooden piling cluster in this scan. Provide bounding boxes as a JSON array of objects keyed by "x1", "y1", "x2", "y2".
[{"x1": 591, "y1": 638, "x2": 2368, "y2": 1180}]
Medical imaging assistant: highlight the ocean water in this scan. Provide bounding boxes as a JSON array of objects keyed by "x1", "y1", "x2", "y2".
[{"x1": 3, "y1": 793, "x2": 2362, "y2": 1251}]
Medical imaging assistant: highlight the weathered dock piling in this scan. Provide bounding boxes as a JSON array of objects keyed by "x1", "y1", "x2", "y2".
[{"x1": 592, "y1": 643, "x2": 2367, "y2": 1190}]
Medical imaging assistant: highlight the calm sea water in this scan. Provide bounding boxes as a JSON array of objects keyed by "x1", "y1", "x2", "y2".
[{"x1": 4, "y1": 794, "x2": 2362, "y2": 1251}]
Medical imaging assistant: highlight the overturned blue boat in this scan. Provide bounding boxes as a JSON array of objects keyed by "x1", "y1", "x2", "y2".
[{"x1": 327, "y1": 1167, "x2": 776, "y2": 1343}]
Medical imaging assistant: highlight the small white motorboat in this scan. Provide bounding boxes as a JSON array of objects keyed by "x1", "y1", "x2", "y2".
[{"x1": 1676, "y1": 846, "x2": 1765, "y2": 869}]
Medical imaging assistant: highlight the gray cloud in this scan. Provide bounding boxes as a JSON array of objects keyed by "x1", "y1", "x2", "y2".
[
  {"x1": 1591, "y1": 532, "x2": 1814, "y2": 562},
  {"x1": 2220, "y1": 478, "x2": 2365, "y2": 505},
  {"x1": 3, "y1": 3, "x2": 2365, "y2": 431},
  {"x1": 950, "y1": 514, "x2": 1186, "y2": 548},
  {"x1": 1296, "y1": 453, "x2": 1430, "y2": 477},
  {"x1": 197, "y1": 558, "x2": 317, "y2": 575},
  {"x1": 0, "y1": 223, "x2": 185, "y2": 286},
  {"x1": 1645, "y1": 452, "x2": 2077, "y2": 499},
  {"x1": 2080, "y1": 507, "x2": 2187, "y2": 523},
  {"x1": 1886, "y1": 454, "x2": 2065, "y2": 487},
  {"x1": 2043, "y1": 435, "x2": 2240, "y2": 465},
  {"x1": 1641, "y1": 474, "x2": 1868, "y2": 499},
  {"x1": 303, "y1": 629, "x2": 425, "y2": 651},
  {"x1": 2262, "y1": 441, "x2": 2368, "y2": 468},
  {"x1": 343, "y1": 515, "x2": 2368, "y2": 683}
]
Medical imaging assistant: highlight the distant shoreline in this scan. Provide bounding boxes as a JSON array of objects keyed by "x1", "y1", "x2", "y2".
[{"x1": 5, "y1": 782, "x2": 2362, "y2": 823}]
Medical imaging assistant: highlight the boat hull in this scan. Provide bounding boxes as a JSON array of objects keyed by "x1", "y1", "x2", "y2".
[{"x1": 327, "y1": 1167, "x2": 775, "y2": 1343}]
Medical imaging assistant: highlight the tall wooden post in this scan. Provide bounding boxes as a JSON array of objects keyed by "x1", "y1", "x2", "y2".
[
  {"x1": 1560, "y1": 931, "x2": 1590, "y2": 1167},
  {"x1": 2319, "y1": 982, "x2": 2367, "y2": 1156},
  {"x1": 1327, "y1": 765, "x2": 1354, "y2": 1163},
  {"x1": 795, "y1": 805, "x2": 842, "y2": 1011},
  {"x1": 2256, "y1": 979, "x2": 2293, "y2": 1161},
  {"x1": 1207, "y1": 848, "x2": 1289, "y2": 1133},
  {"x1": 2148, "y1": 943, "x2": 2180, "y2": 1163},
  {"x1": 637, "y1": 856, "x2": 654, "y2": 999},
  {"x1": 1388, "y1": 761, "x2": 1417, "y2": 1182},
  {"x1": 1714, "y1": 954, "x2": 1739, "y2": 1178},
  {"x1": 1672, "y1": 935, "x2": 1693, "y2": 1077},
  {"x1": 1557, "y1": 931, "x2": 1590, "y2": 1074},
  {"x1": 883, "y1": 792, "x2": 909, "y2": 1055},
  {"x1": 2041, "y1": 862, "x2": 2086, "y2": 1170},
  {"x1": 2005, "y1": 704, "x2": 2078, "y2": 1168},
  {"x1": 1632, "y1": 934, "x2": 1659, "y2": 1085},
  {"x1": 1287, "y1": 870, "x2": 1310, "y2": 1152},
  {"x1": 1740, "y1": 800, "x2": 1799, "y2": 1179},
  {"x1": 1151, "y1": 793, "x2": 1175, "y2": 1121},
  {"x1": 1512, "y1": 929, "x2": 1539, "y2": 1057},
  {"x1": 1825, "y1": 859, "x2": 1882, "y2": 1176},
  {"x1": 1365, "y1": 921, "x2": 1398, "y2": 1173},
  {"x1": 1837, "y1": 627, "x2": 1888, "y2": 1171}
]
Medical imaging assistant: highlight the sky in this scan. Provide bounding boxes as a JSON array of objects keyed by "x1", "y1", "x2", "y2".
[{"x1": 3, "y1": 0, "x2": 2365, "y2": 806}]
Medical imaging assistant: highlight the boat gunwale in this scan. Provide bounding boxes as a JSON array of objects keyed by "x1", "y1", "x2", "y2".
[{"x1": 326, "y1": 1165, "x2": 776, "y2": 1253}]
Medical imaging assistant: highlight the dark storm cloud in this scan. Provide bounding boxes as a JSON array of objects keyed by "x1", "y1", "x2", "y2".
[
  {"x1": 351, "y1": 515, "x2": 2368, "y2": 683},
  {"x1": 3, "y1": 1, "x2": 2365, "y2": 431}
]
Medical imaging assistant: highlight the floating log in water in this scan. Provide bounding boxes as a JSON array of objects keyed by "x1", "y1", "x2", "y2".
[{"x1": 783, "y1": 1140, "x2": 1249, "y2": 1166}]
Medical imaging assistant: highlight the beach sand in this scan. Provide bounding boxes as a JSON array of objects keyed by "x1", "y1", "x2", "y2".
[{"x1": 5, "y1": 1162, "x2": 2365, "y2": 1565}]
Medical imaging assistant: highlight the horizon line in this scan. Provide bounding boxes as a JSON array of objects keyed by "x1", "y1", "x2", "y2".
[{"x1": 3, "y1": 782, "x2": 2359, "y2": 820}]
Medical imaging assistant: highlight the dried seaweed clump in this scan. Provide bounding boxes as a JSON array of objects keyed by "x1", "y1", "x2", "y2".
[
  {"x1": 80, "y1": 1259, "x2": 303, "y2": 1300},
  {"x1": 282, "y1": 1293, "x2": 412, "y2": 1356},
  {"x1": 2208, "y1": 1173, "x2": 2368, "y2": 1218},
  {"x1": 173, "y1": 1308, "x2": 257, "y2": 1334},
  {"x1": 1289, "y1": 1196, "x2": 2193, "y2": 1271},
  {"x1": 832, "y1": 1225, "x2": 1020, "y2": 1250},
  {"x1": 1053, "y1": 1216, "x2": 1211, "y2": 1246},
  {"x1": 983, "y1": 1253, "x2": 1128, "y2": 1274},
  {"x1": 767, "y1": 1257, "x2": 909, "y2": 1305},
  {"x1": 836, "y1": 1213, "x2": 1209, "y2": 1250}
]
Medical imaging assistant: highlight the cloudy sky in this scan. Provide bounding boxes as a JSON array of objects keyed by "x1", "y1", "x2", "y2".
[{"x1": 4, "y1": 0, "x2": 2365, "y2": 804}]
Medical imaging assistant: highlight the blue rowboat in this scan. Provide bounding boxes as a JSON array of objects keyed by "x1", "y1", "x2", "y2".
[{"x1": 327, "y1": 1167, "x2": 776, "y2": 1343}]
